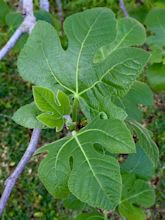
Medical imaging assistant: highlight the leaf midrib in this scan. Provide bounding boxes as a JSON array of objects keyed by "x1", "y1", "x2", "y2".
[
  {"x1": 36, "y1": 91, "x2": 61, "y2": 115},
  {"x1": 75, "y1": 11, "x2": 103, "y2": 94},
  {"x1": 76, "y1": 22, "x2": 140, "y2": 96},
  {"x1": 79, "y1": 57, "x2": 136, "y2": 96},
  {"x1": 41, "y1": 44, "x2": 75, "y2": 94},
  {"x1": 120, "y1": 189, "x2": 153, "y2": 204},
  {"x1": 72, "y1": 133, "x2": 113, "y2": 204},
  {"x1": 54, "y1": 126, "x2": 133, "y2": 175},
  {"x1": 106, "y1": 21, "x2": 138, "y2": 58}
]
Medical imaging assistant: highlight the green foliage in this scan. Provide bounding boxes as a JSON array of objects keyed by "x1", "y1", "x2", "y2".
[
  {"x1": 35, "y1": 9, "x2": 54, "y2": 24},
  {"x1": 1, "y1": 0, "x2": 164, "y2": 218},
  {"x1": 33, "y1": 86, "x2": 71, "y2": 131},
  {"x1": 128, "y1": 120, "x2": 159, "y2": 168},
  {"x1": 0, "y1": 0, "x2": 10, "y2": 25},
  {"x1": 12, "y1": 7, "x2": 159, "y2": 216},
  {"x1": 121, "y1": 144, "x2": 154, "y2": 179},
  {"x1": 75, "y1": 213, "x2": 103, "y2": 220},
  {"x1": 94, "y1": 16, "x2": 146, "y2": 62},
  {"x1": 63, "y1": 194, "x2": 86, "y2": 210},
  {"x1": 119, "y1": 202, "x2": 146, "y2": 220},
  {"x1": 18, "y1": 8, "x2": 149, "y2": 101},
  {"x1": 36, "y1": 118, "x2": 135, "y2": 210},
  {"x1": 145, "y1": 8, "x2": 165, "y2": 47},
  {"x1": 12, "y1": 102, "x2": 44, "y2": 129},
  {"x1": 118, "y1": 173, "x2": 155, "y2": 220},
  {"x1": 0, "y1": 0, "x2": 55, "y2": 52},
  {"x1": 121, "y1": 173, "x2": 155, "y2": 207},
  {"x1": 5, "y1": 11, "x2": 23, "y2": 29},
  {"x1": 145, "y1": 8, "x2": 165, "y2": 92},
  {"x1": 119, "y1": 81, "x2": 154, "y2": 121}
]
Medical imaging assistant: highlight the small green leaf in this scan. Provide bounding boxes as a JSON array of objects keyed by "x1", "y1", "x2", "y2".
[
  {"x1": 33, "y1": 86, "x2": 60, "y2": 113},
  {"x1": 119, "y1": 202, "x2": 146, "y2": 220},
  {"x1": 12, "y1": 102, "x2": 44, "y2": 128},
  {"x1": 37, "y1": 113, "x2": 64, "y2": 131},
  {"x1": 118, "y1": 173, "x2": 155, "y2": 220},
  {"x1": 121, "y1": 173, "x2": 155, "y2": 208},
  {"x1": 75, "y1": 213, "x2": 103, "y2": 220},
  {"x1": 33, "y1": 86, "x2": 70, "y2": 130},
  {"x1": 35, "y1": 9, "x2": 53, "y2": 24},
  {"x1": 57, "y1": 90, "x2": 71, "y2": 115}
]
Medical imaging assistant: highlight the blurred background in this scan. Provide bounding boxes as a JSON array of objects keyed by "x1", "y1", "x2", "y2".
[{"x1": 0, "y1": 0, "x2": 165, "y2": 219}]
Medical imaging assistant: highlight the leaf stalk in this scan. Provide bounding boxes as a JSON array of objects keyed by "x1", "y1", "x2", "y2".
[{"x1": 72, "y1": 98, "x2": 79, "y2": 122}]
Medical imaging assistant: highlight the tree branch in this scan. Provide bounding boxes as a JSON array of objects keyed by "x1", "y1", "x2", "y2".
[
  {"x1": 119, "y1": 0, "x2": 128, "y2": 17},
  {"x1": 0, "y1": 0, "x2": 52, "y2": 216},
  {"x1": 0, "y1": 0, "x2": 36, "y2": 60},
  {"x1": 0, "y1": 129, "x2": 41, "y2": 217},
  {"x1": 40, "y1": 0, "x2": 49, "y2": 12},
  {"x1": 56, "y1": 0, "x2": 64, "y2": 25}
]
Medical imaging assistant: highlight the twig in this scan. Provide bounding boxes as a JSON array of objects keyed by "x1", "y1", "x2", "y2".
[
  {"x1": 56, "y1": 0, "x2": 64, "y2": 26},
  {"x1": 0, "y1": 129, "x2": 41, "y2": 217},
  {"x1": 40, "y1": 0, "x2": 49, "y2": 12},
  {"x1": 0, "y1": 27, "x2": 25, "y2": 60},
  {"x1": 0, "y1": 0, "x2": 51, "y2": 216},
  {"x1": 0, "y1": 0, "x2": 36, "y2": 60},
  {"x1": 119, "y1": 0, "x2": 128, "y2": 17}
]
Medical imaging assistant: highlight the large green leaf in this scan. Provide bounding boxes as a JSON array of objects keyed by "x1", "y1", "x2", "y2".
[
  {"x1": 147, "y1": 63, "x2": 165, "y2": 92},
  {"x1": 128, "y1": 120, "x2": 159, "y2": 168},
  {"x1": 18, "y1": 8, "x2": 116, "y2": 92},
  {"x1": 36, "y1": 119, "x2": 135, "y2": 210},
  {"x1": 18, "y1": 8, "x2": 149, "y2": 110}
]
